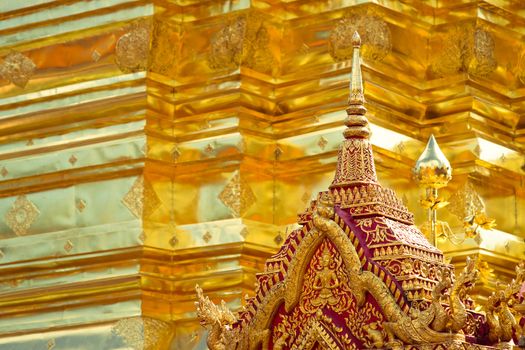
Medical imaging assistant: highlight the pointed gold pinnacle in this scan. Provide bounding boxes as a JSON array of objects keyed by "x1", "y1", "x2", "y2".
[{"x1": 344, "y1": 31, "x2": 370, "y2": 139}]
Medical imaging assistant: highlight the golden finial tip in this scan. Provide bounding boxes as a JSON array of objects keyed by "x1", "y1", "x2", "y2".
[
  {"x1": 352, "y1": 31, "x2": 361, "y2": 47},
  {"x1": 414, "y1": 134, "x2": 452, "y2": 188}
]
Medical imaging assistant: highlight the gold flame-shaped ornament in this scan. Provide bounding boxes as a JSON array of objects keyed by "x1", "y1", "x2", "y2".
[{"x1": 413, "y1": 134, "x2": 452, "y2": 189}]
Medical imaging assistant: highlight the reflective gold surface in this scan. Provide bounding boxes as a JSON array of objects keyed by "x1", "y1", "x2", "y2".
[{"x1": 0, "y1": 1, "x2": 524, "y2": 349}]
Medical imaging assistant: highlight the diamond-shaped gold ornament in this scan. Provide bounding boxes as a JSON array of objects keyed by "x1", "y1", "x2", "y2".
[
  {"x1": 171, "y1": 146, "x2": 181, "y2": 162},
  {"x1": 91, "y1": 50, "x2": 101, "y2": 62},
  {"x1": 76, "y1": 199, "x2": 86, "y2": 212},
  {"x1": 69, "y1": 155, "x2": 78, "y2": 165},
  {"x1": 122, "y1": 176, "x2": 161, "y2": 219},
  {"x1": 317, "y1": 136, "x2": 328, "y2": 150},
  {"x1": 218, "y1": 172, "x2": 256, "y2": 217},
  {"x1": 5, "y1": 195, "x2": 40, "y2": 236},
  {"x1": 169, "y1": 235, "x2": 179, "y2": 247},
  {"x1": 274, "y1": 146, "x2": 283, "y2": 160},
  {"x1": 240, "y1": 227, "x2": 248, "y2": 238},
  {"x1": 202, "y1": 231, "x2": 212, "y2": 243},
  {"x1": 301, "y1": 192, "x2": 311, "y2": 204},
  {"x1": 64, "y1": 240, "x2": 74, "y2": 252}
]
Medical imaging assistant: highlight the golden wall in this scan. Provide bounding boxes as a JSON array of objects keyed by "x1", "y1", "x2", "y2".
[{"x1": 0, "y1": 1, "x2": 524, "y2": 349}]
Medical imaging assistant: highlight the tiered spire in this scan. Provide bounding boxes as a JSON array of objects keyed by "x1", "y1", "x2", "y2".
[
  {"x1": 331, "y1": 31, "x2": 378, "y2": 188},
  {"x1": 344, "y1": 31, "x2": 370, "y2": 140}
]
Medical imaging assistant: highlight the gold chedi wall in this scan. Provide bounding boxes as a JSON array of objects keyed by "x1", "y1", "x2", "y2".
[{"x1": 0, "y1": 1, "x2": 524, "y2": 349}]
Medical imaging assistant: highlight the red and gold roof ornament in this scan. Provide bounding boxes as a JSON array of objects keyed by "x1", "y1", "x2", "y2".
[{"x1": 195, "y1": 31, "x2": 525, "y2": 350}]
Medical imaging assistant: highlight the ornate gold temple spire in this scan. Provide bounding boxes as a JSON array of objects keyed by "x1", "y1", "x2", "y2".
[
  {"x1": 344, "y1": 31, "x2": 370, "y2": 140},
  {"x1": 331, "y1": 31, "x2": 377, "y2": 187}
]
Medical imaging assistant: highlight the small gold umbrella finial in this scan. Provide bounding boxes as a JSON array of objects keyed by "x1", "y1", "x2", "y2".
[{"x1": 414, "y1": 134, "x2": 452, "y2": 189}]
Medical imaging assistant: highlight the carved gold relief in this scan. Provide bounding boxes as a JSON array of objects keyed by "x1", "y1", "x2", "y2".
[
  {"x1": 208, "y1": 16, "x2": 245, "y2": 70},
  {"x1": 208, "y1": 13, "x2": 274, "y2": 73},
  {"x1": 431, "y1": 24, "x2": 496, "y2": 78},
  {"x1": 218, "y1": 171, "x2": 256, "y2": 217},
  {"x1": 116, "y1": 21, "x2": 151, "y2": 73},
  {"x1": 0, "y1": 51, "x2": 36, "y2": 88},
  {"x1": 301, "y1": 240, "x2": 353, "y2": 314},
  {"x1": 195, "y1": 285, "x2": 238, "y2": 350},
  {"x1": 447, "y1": 182, "x2": 485, "y2": 220},
  {"x1": 5, "y1": 195, "x2": 40, "y2": 236},
  {"x1": 331, "y1": 139, "x2": 377, "y2": 186},
  {"x1": 345, "y1": 302, "x2": 385, "y2": 349},
  {"x1": 329, "y1": 13, "x2": 391, "y2": 62},
  {"x1": 242, "y1": 13, "x2": 274, "y2": 74}
]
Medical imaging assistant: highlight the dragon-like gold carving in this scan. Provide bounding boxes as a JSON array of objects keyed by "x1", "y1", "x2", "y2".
[
  {"x1": 483, "y1": 261, "x2": 525, "y2": 347},
  {"x1": 194, "y1": 284, "x2": 238, "y2": 350}
]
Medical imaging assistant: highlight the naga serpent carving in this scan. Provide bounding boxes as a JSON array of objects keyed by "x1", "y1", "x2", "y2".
[
  {"x1": 485, "y1": 290, "x2": 517, "y2": 345},
  {"x1": 195, "y1": 285, "x2": 238, "y2": 350},
  {"x1": 483, "y1": 261, "x2": 525, "y2": 346},
  {"x1": 430, "y1": 267, "x2": 452, "y2": 332},
  {"x1": 429, "y1": 256, "x2": 479, "y2": 334},
  {"x1": 448, "y1": 256, "x2": 479, "y2": 332}
]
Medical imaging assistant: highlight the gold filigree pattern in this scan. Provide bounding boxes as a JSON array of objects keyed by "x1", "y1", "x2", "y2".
[
  {"x1": 122, "y1": 176, "x2": 161, "y2": 219},
  {"x1": 5, "y1": 195, "x2": 40, "y2": 236},
  {"x1": 0, "y1": 51, "x2": 36, "y2": 88},
  {"x1": 431, "y1": 24, "x2": 496, "y2": 78},
  {"x1": 208, "y1": 16, "x2": 246, "y2": 70},
  {"x1": 116, "y1": 21, "x2": 151, "y2": 73},
  {"x1": 208, "y1": 13, "x2": 274, "y2": 73},
  {"x1": 242, "y1": 13, "x2": 274, "y2": 74},
  {"x1": 345, "y1": 302, "x2": 385, "y2": 348},
  {"x1": 331, "y1": 184, "x2": 415, "y2": 224},
  {"x1": 331, "y1": 139, "x2": 377, "y2": 186},
  {"x1": 329, "y1": 13, "x2": 391, "y2": 62},
  {"x1": 447, "y1": 182, "x2": 485, "y2": 220},
  {"x1": 218, "y1": 171, "x2": 256, "y2": 217}
]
